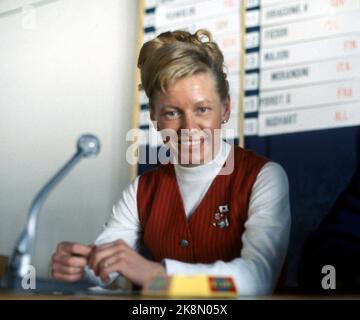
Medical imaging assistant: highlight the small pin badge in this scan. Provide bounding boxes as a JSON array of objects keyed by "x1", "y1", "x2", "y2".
[
  {"x1": 211, "y1": 204, "x2": 230, "y2": 229},
  {"x1": 218, "y1": 205, "x2": 229, "y2": 213}
]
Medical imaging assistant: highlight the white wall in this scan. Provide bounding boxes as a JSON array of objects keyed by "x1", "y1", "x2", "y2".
[{"x1": 0, "y1": 0, "x2": 138, "y2": 277}]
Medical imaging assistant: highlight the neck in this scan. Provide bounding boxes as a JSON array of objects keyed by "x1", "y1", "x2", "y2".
[{"x1": 173, "y1": 140, "x2": 232, "y2": 181}]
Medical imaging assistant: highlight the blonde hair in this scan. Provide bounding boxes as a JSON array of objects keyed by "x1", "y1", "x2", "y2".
[{"x1": 137, "y1": 29, "x2": 229, "y2": 105}]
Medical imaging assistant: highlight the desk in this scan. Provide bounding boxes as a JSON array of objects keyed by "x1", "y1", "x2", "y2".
[{"x1": 0, "y1": 289, "x2": 140, "y2": 300}]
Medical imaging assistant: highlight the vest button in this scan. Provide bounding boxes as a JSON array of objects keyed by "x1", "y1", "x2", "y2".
[{"x1": 180, "y1": 239, "x2": 189, "y2": 248}]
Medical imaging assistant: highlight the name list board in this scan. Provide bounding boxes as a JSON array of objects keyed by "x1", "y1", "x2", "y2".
[{"x1": 244, "y1": 0, "x2": 360, "y2": 136}]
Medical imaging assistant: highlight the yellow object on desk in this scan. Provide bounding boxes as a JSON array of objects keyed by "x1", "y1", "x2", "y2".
[{"x1": 142, "y1": 275, "x2": 238, "y2": 298}]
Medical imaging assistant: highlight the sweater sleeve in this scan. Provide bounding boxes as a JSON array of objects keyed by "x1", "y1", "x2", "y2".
[
  {"x1": 164, "y1": 162, "x2": 291, "y2": 296},
  {"x1": 84, "y1": 176, "x2": 141, "y2": 286}
]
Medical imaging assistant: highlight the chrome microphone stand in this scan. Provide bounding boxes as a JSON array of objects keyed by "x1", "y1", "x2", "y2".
[{"x1": 6, "y1": 134, "x2": 100, "y2": 291}]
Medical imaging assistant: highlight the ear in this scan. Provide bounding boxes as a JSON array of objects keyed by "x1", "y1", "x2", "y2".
[{"x1": 221, "y1": 95, "x2": 231, "y2": 123}]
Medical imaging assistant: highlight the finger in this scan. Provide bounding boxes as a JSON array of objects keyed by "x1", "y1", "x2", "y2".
[
  {"x1": 88, "y1": 240, "x2": 131, "y2": 266},
  {"x1": 52, "y1": 263, "x2": 85, "y2": 276},
  {"x1": 98, "y1": 251, "x2": 124, "y2": 272},
  {"x1": 88, "y1": 242, "x2": 112, "y2": 268},
  {"x1": 52, "y1": 271, "x2": 84, "y2": 282},
  {"x1": 52, "y1": 254, "x2": 88, "y2": 268},
  {"x1": 88, "y1": 240, "x2": 127, "y2": 270},
  {"x1": 59, "y1": 242, "x2": 93, "y2": 257},
  {"x1": 90, "y1": 241, "x2": 128, "y2": 274},
  {"x1": 98, "y1": 257, "x2": 124, "y2": 283}
]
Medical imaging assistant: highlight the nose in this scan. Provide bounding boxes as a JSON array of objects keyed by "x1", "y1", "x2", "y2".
[{"x1": 181, "y1": 112, "x2": 199, "y2": 131}]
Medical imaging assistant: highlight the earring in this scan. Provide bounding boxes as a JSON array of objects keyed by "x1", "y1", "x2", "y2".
[{"x1": 222, "y1": 120, "x2": 228, "y2": 124}]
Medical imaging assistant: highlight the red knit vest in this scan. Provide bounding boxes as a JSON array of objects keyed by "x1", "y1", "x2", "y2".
[{"x1": 137, "y1": 146, "x2": 269, "y2": 264}]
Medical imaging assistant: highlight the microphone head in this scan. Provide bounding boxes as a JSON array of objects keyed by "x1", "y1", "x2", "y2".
[{"x1": 77, "y1": 134, "x2": 101, "y2": 158}]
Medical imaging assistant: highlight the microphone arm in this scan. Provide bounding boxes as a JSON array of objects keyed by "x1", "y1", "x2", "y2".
[{"x1": 7, "y1": 134, "x2": 100, "y2": 283}]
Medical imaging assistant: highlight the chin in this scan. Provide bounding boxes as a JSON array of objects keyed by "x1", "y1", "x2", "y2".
[{"x1": 177, "y1": 141, "x2": 214, "y2": 166}]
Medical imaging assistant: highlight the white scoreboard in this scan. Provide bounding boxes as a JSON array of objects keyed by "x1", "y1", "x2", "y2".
[
  {"x1": 244, "y1": 0, "x2": 360, "y2": 136},
  {"x1": 134, "y1": 0, "x2": 360, "y2": 152}
]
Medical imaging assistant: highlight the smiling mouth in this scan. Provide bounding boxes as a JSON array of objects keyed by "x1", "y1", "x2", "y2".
[
  {"x1": 179, "y1": 140, "x2": 202, "y2": 146},
  {"x1": 178, "y1": 136, "x2": 210, "y2": 147}
]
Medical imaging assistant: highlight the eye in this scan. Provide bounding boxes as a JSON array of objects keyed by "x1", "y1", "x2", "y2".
[
  {"x1": 197, "y1": 106, "x2": 209, "y2": 114},
  {"x1": 164, "y1": 110, "x2": 180, "y2": 120}
]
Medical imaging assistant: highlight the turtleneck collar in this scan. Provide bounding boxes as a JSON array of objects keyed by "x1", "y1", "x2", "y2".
[{"x1": 173, "y1": 139, "x2": 232, "y2": 182}]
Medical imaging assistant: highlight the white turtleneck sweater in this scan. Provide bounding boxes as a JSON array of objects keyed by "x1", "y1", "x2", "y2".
[{"x1": 92, "y1": 141, "x2": 291, "y2": 296}]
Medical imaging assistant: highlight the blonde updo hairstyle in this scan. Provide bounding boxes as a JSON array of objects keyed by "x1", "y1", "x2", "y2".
[{"x1": 137, "y1": 29, "x2": 230, "y2": 106}]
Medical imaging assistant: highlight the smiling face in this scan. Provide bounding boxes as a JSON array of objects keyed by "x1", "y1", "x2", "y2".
[{"x1": 150, "y1": 72, "x2": 230, "y2": 166}]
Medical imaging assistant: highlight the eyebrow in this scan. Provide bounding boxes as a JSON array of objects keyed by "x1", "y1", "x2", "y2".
[
  {"x1": 160, "y1": 99, "x2": 213, "y2": 110},
  {"x1": 194, "y1": 99, "x2": 213, "y2": 106},
  {"x1": 160, "y1": 104, "x2": 179, "y2": 110}
]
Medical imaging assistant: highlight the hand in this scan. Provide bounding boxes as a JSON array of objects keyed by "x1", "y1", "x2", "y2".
[
  {"x1": 89, "y1": 240, "x2": 166, "y2": 287},
  {"x1": 51, "y1": 242, "x2": 93, "y2": 282}
]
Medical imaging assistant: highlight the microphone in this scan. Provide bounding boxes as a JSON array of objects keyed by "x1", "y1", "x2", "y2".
[{"x1": 6, "y1": 134, "x2": 100, "y2": 289}]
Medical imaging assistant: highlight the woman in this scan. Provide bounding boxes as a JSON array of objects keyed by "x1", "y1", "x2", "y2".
[{"x1": 51, "y1": 29, "x2": 291, "y2": 296}]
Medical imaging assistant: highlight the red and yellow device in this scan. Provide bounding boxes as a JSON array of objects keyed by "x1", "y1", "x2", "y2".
[{"x1": 142, "y1": 275, "x2": 238, "y2": 298}]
